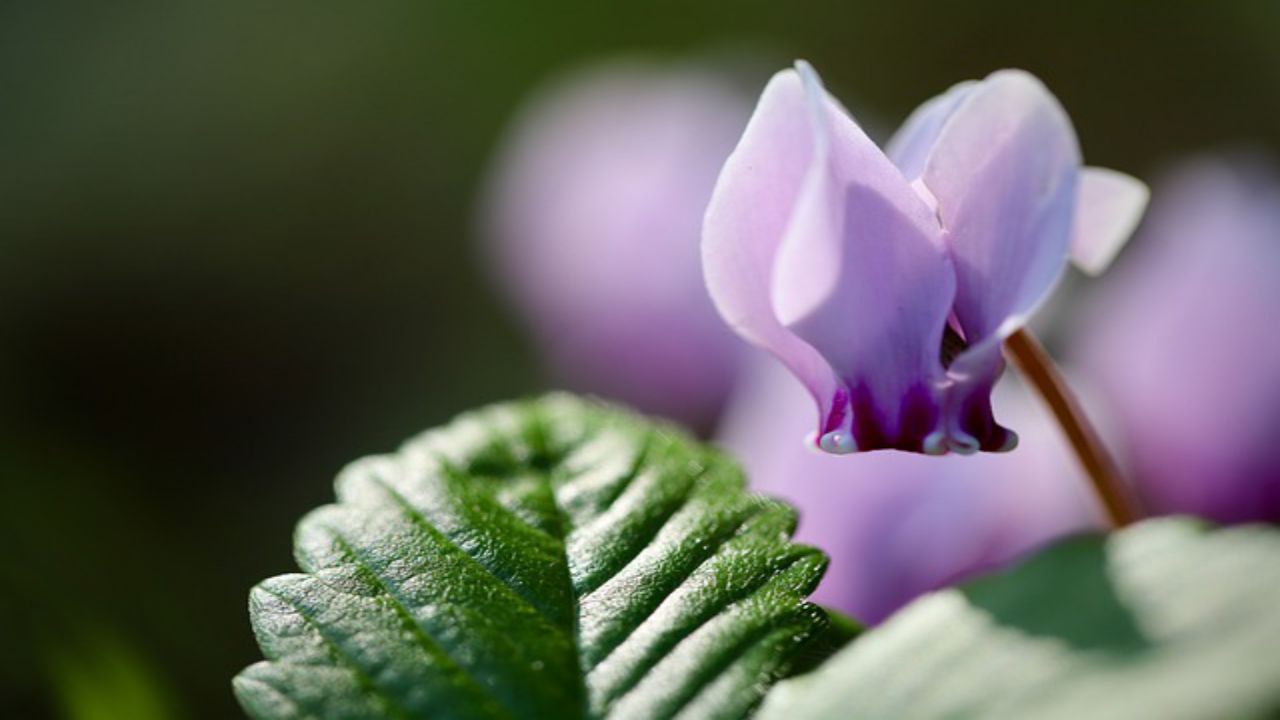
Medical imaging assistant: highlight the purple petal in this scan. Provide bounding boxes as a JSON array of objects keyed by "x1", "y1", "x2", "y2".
[
  {"x1": 702, "y1": 65, "x2": 845, "y2": 443},
  {"x1": 1070, "y1": 167, "x2": 1150, "y2": 275},
  {"x1": 937, "y1": 342, "x2": 1015, "y2": 454},
  {"x1": 884, "y1": 80, "x2": 977, "y2": 181},
  {"x1": 920, "y1": 70, "x2": 1081, "y2": 451},
  {"x1": 766, "y1": 62, "x2": 955, "y2": 452}
]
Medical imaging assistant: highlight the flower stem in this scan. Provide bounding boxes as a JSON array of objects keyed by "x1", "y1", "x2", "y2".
[{"x1": 1003, "y1": 328, "x2": 1142, "y2": 528}]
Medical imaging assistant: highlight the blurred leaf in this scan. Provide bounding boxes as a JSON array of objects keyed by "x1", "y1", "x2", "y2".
[
  {"x1": 46, "y1": 630, "x2": 177, "y2": 720},
  {"x1": 757, "y1": 518, "x2": 1280, "y2": 720},
  {"x1": 234, "y1": 394, "x2": 833, "y2": 719}
]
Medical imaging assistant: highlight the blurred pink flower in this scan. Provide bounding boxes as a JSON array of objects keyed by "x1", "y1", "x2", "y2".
[
  {"x1": 703, "y1": 61, "x2": 1146, "y2": 456},
  {"x1": 1074, "y1": 157, "x2": 1280, "y2": 523},
  {"x1": 482, "y1": 60, "x2": 751, "y2": 427},
  {"x1": 718, "y1": 356, "x2": 1101, "y2": 624}
]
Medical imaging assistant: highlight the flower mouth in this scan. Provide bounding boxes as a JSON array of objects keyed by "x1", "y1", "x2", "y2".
[
  {"x1": 939, "y1": 323, "x2": 969, "y2": 370},
  {"x1": 815, "y1": 382, "x2": 949, "y2": 454}
]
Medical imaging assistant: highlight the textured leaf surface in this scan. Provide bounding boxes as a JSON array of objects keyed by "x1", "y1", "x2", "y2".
[
  {"x1": 758, "y1": 517, "x2": 1280, "y2": 720},
  {"x1": 234, "y1": 394, "x2": 832, "y2": 720}
]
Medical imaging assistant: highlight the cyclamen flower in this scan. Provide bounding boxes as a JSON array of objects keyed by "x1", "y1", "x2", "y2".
[
  {"x1": 1075, "y1": 157, "x2": 1280, "y2": 523},
  {"x1": 703, "y1": 62, "x2": 1147, "y2": 455},
  {"x1": 483, "y1": 61, "x2": 750, "y2": 428}
]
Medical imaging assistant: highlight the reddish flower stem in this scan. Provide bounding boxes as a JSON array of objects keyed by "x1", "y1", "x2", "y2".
[{"x1": 1004, "y1": 328, "x2": 1142, "y2": 528}]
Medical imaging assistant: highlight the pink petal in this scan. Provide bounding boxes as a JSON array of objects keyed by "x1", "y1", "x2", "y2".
[
  {"x1": 702, "y1": 65, "x2": 844, "y2": 440},
  {"x1": 920, "y1": 69, "x2": 1081, "y2": 451},
  {"x1": 769, "y1": 62, "x2": 955, "y2": 452},
  {"x1": 1070, "y1": 166, "x2": 1150, "y2": 275},
  {"x1": 885, "y1": 80, "x2": 977, "y2": 181}
]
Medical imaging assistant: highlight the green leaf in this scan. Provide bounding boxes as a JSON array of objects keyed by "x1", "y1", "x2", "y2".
[
  {"x1": 233, "y1": 394, "x2": 835, "y2": 720},
  {"x1": 757, "y1": 517, "x2": 1280, "y2": 720}
]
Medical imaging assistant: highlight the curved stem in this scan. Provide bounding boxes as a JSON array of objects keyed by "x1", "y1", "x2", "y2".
[{"x1": 1003, "y1": 328, "x2": 1142, "y2": 528}]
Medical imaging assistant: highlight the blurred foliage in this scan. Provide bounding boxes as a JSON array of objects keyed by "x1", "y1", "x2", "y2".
[
  {"x1": 1, "y1": 1, "x2": 1278, "y2": 717},
  {"x1": 44, "y1": 631, "x2": 177, "y2": 720}
]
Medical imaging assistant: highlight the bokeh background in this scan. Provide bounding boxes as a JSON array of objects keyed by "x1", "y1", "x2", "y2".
[{"x1": 3, "y1": 2, "x2": 1278, "y2": 717}]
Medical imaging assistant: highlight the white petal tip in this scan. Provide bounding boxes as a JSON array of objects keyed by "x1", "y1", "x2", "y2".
[
  {"x1": 818, "y1": 430, "x2": 858, "y2": 455},
  {"x1": 792, "y1": 60, "x2": 830, "y2": 143},
  {"x1": 923, "y1": 431, "x2": 949, "y2": 456},
  {"x1": 793, "y1": 59, "x2": 817, "y2": 79},
  {"x1": 950, "y1": 432, "x2": 980, "y2": 456}
]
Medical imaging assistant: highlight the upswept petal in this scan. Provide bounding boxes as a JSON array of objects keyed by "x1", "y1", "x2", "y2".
[
  {"x1": 702, "y1": 67, "x2": 841, "y2": 430},
  {"x1": 921, "y1": 69, "x2": 1081, "y2": 451},
  {"x1": 924, "y1": 69, "x2": 1080, "y2": 343},
  {"x1": 1070, "y1": 167, "x2": 1150, "y2": 275},
  {"x1": 769, "y1": 62, "x2": 955, "y2": 453},
  {"x1": 884, "y1": 80, "x2": 978, "y2": 181}
]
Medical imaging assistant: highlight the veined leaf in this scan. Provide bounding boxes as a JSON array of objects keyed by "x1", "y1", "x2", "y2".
[
  {"x1": 234, "y1": 394, "x2": 836, "y2": 719},
  {"x1": 757, "y1": 517, "x2": 1280, "y2": 720}
]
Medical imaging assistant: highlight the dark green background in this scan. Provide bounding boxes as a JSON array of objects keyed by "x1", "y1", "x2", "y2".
[{"x1": 2, "y1": 2, "x2": 1277, "y2": 717}]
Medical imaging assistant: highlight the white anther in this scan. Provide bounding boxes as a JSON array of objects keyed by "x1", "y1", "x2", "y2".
[
  {"x1": 923, "y1": 431, "x2": 949, "y2": 456},
  {"x1": 950, "y1": 432, "x2": 980, "y2": 456},
  {"x1": 818, "y1": 430, "x2": 858, "y2": 455}
]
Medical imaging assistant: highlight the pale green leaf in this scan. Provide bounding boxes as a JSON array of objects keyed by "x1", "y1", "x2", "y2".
[{"x1": 758, "y1": 518, "x2": 1280, "y2": 720}]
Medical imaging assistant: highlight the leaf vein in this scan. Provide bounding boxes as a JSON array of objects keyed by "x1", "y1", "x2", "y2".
[
  {"x1": 257, "y1": 585, "x2": 418, "y2": 720},
  {"x1": 368, "y1": 473, "x2": 569, "y2": 631}
]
